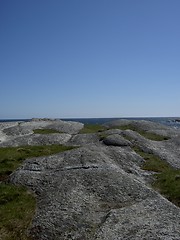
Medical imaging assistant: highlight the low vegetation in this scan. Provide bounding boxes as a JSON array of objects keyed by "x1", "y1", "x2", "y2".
[
  {"x1": 79, "y1": 124, "x2": 107, "y2": 134},
  {"x1": 0, "y1": 144, "x2": 76, "y2": 240},
  {"x1": 79, "y1": 123, "x2": 170, "y2": 141},
  {"x1": 98, "y1": 132, "x2": 109, "y2": 141},
  {"x1": 0, "y1": 184, "x2": 35, "y2": 240},
  {"x1": 154, "y1": 169, "x2": 180, "y2": 207},
  {"x1": 33, "y1": 128, "x2": 62, "y2": 134},
  {"x1": 133, "y1": 146, "x2": 180, "y2": 207},
  {"x1": 117, "y1": 124, "x2": 170, "y2": 141},
  {"x1": 0, "y1": 145, "x2": 75, "y2": 181},
  {"x1": 121, "y1": 134, "x2": 134, "y2": 142},
  {"x1": 133, "y1": 146, "x2": 170, "y2": 172},
  {"x1": 79, "y1": 123, "x2": 170, "y2": 142}
]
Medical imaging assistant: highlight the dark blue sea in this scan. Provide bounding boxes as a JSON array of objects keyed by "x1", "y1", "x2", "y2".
[{"x1": 0, "y1": 117, "x2": 180, "y2": 129}]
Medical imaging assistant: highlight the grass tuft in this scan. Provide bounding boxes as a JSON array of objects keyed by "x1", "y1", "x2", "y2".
[
  {"x1": 79, "y1": 124, "x2": 107, "y2": 134},
  {"x1": 133, "y1": 146, "x2": 170, "y2": 172},
  {"x1": 153, "y1": 169, "x2": 180, "y2": 206},
  {"x1": 133, "y1": 146, "x2": 180, "y2": 207},
  {"x1": 117, "y1": 124, "x2": 170, "y2": 141},
  {"x1": 79, "y1": 123, "x2": 170, "y2": 141},
  {"x1": 33, "y1": 129, "x2": 63, "y2": 134},
  {"x1": 98, "y1": 133, "x2": 109, "y2": 141},
  {"x1": 0, "y1": 183, "x2": 35, "y2": 240}
]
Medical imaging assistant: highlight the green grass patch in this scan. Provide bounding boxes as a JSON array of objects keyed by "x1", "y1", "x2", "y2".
[
  {"x1": 153, "y1": 169, "x2": 180, "y2": 206},
  {"x1": 117, "y1": 124, "x2": 170, "y2": 141},
  {"x1": 79, "y1": 124, "x2": 107, "y2": 134},
  {"x1": 33, "y1": 128, "x2": 63, "y2": 134},
  {"x1": 133, "y1": 146, "x2": 170, "y2": 172},
  {"x1": 141, "y1": 132, "x2": 170, "y2": 141},
  {"x1": 0, "y1": 144, "x2": 76, "y2": 239},
  {"x1": 122, "y1": 134, "x2": 134, "y2": 142},
  {"x1": 79, "y1": 123, "x2": 169, "y2": 141},
  {"x1": 98, "y1": 132, "x2": 109, "y2": 141},
  {"x1": 133, "y1": 146, "x2": 180, "y2": 207},
  {"x1": 0, "y1": 145, "x2": 75, "y2": 181},
  {"x1": 0, "y1": 184, "x2": 35, "y2": 240},
  {"x1": 115, "y1": 124, "x2": 138, "y2": 131}
]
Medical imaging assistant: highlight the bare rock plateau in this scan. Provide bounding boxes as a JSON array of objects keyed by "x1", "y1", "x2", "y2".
[{"x1": 1, "y1": 118, "x2": 180, "y2": 239}]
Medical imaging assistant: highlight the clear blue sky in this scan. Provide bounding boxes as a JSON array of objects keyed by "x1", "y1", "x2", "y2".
[{"x1": 1, "y1": 0, "x2": 180, "y2": 119}]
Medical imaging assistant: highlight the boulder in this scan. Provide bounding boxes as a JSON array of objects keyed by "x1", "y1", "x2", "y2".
[{"x1": 103, "y1": 134, "x2": 132, "y2": 147}]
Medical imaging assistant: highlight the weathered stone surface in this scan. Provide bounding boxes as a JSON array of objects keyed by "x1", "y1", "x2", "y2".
[
  {"x1": 47, "y1": 120, "x2": 84, "y2": 134},
  {"x1": 94, "y1": 197, "x2": 180, "y2": 240},
  {"x1": 0, "y1": 133, "x2": 72, "y2": 147},
  {"x1": 9, "y1": 146, "x2": 156, "y2": 239},
  {"x1": 103, "y1": 134, "x2": 132, "y2": 147},
  {"x1": 68, "y1": 133, "x2": 101, "y2": 146},
  {"x1": 0, "y1": 119, "x2": 84, "y2": 147},
  {"x1": 122, "y1": 129, "x2": 180, "y2": 169},
  {"x1": 3, "y1": 125, "x2": 32, "y2": 136},
  {"x1": 1, "y1": 119, "x2": 180, "y2": 239},
  {"x1": 0, "y1": 122, "x2": 19, "y2": 143},
  {"x1": 103, "y1": 119, "x2": 168, "y2": 130},
  {"x1": 104, "y1": 119, "x2": 180, "y2": 137}
]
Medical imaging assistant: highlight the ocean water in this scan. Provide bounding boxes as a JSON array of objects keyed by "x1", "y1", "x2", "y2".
[
  {"x1": 64, "y1": 117, "x2": 180, "y2": 129},
  {"x1": 0, "y1": 117, "x2": 180, "y2": 129}
]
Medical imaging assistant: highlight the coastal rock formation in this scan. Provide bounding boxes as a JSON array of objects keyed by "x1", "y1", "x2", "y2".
[
  {"x1": 1, "y1": 119, "x2": 180, "y2": 239},
  {"x1": 103, "y1": 134, "x2": 132, "y2": 147},
  {"x1": 0, "y1": 119, "x2": 83, "y2": 147}
]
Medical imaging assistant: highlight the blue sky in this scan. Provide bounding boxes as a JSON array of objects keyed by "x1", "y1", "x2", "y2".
[{"x1": 1, "y1": 0, "x2": 180, "y2": 119}]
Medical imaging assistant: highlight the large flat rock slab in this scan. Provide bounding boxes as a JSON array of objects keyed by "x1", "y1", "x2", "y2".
[
  {"x1": 10, "y1": 145, "x2": 180, "y2": 240},
  {"x1": 0, "y1": 133, "x2": 72, "y2": 147},
  {"x1": 95, "y1": 197, "x2": 180, "y2": 240}
]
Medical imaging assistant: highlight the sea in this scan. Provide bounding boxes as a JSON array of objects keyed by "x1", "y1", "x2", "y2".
[{"x1": 0, "y1": 117, "x2": 180, "y2": 129}]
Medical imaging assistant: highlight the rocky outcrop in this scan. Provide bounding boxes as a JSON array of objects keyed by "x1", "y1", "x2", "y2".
[
  {"x1": 0, "y1": 119, "x2": 84, "y2": 147},
  {"x1": 0, "y1": 133, "x2": 72, "y2": 147},
  {"x1": 103, "y1": 134, "x2": 132, "y2": 147},
  {"x1": 1, "y1": 119, "x2": 180, "y2": 239}
]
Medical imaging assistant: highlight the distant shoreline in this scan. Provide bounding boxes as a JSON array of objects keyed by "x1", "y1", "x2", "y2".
[{"x1": 0, "y1": 117, "x2": 180, "y2": 128}]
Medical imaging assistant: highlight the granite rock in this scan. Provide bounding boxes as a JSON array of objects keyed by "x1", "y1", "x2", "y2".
[
  {"x1": 103, "y1": 134, "x2": 132, "y2": 147},
  {"x1": 1, "y1": 119, "x2": 180, "y2": 239}
]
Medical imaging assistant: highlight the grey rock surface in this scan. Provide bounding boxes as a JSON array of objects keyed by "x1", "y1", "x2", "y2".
[
  {"x1": 123, "y1": 129, "x2": 180, "y2": 169},
  {"x1": 68, "y1": 133, "x2": 101, "y2": 146},
  {"x1": 0, "y1": 119, "x2": 84, "y2": 147},
  {"x1": 1, "y1": 119, "x2": 180, "y2": 239},
  {"x1": 0, "y1": 133, "x2": 72, "y2": 147},
  {"x1": 103, "y1": 134, "x2": 132, "y2": 147},
  {"x1": 104, "y1": 119, "x2": 180, "y2": 137}
]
